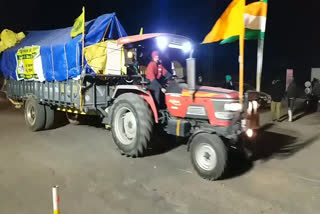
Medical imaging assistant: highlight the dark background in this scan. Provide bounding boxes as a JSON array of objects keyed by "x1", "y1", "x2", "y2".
[{"x1": 0, "y1": 0, "x2": 318, "y2": 91}]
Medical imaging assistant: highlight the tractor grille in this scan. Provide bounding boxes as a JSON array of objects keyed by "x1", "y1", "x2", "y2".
[
  {"x1": 212, "y1": 99, "x2": 240, "y2": 120},
  {"x1": 211, "y1": 99, "x2": 238, "y2": 112}
]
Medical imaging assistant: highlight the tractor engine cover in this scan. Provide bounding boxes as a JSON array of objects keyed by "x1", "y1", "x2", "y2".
[{"x1": 167, "y1": 119, "x2": 191, "y2": 137}]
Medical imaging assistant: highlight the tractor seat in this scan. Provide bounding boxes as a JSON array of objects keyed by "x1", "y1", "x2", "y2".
[
  {"x1": 166, "y1": 79, "x2": 188, "y2": 94},
  {"x1": 175, "y1": 79, "x2": 188, "y2": 89},
  {"x1": 174, "y1": 68, "x2": 188, "y2": 90}
]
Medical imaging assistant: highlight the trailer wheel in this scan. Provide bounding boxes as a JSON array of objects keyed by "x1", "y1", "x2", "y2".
[
  {"x1": 66, "y1": 112, "x2": 81, "y2": 125},
  {"x1": 190, "y1": 133, "x2": 227, "y2": 180},
  {"x1": 24, "y1": 97, "x2": 46, "y2": 131},
  {"x1": 44, "y1": 105, "x2": 55, "y2": 129},
  {"x1": 111, "y1": 93, "x2": 153, "y2": 157}
]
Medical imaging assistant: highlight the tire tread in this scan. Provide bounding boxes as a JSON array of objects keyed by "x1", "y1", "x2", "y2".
[
  {"x1": 190, "y1": 133, "x2": 227, "y2": 181},
  {"x1": 111, "y1": 93, "x2": 153, "y2": 157},
  {"x1": 24, "y1": 97, "x2": 46, "y2": 132}
]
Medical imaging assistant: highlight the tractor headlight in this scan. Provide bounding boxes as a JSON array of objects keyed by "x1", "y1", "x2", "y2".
[
  {"x1": 215, "y1": 112, "x2": 234, "y2": 120},
  {"x1": 127, "y1": 51, "x2": 134, "y2": 59},
  {"x1": 224, "y1": 103, "x2": 243, "y2": 112},
  {"x1": 156, "y1": 37, "x2": 168, "y2": 50},
  {"x1": 182, "y1": 42, "x2": 192, "y2": 53},
  {"x1": 167, "y1": 41, "x2": 192, "y2": 53},
  {"x1": 246, "y1": 129, "x2": 254, "y2": 138}
]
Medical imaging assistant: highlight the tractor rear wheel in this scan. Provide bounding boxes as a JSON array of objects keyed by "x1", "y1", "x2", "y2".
[
  {"x1": 190, "y1": 133, "x2": 227, "y2": 180},
  {"x1": 111, "y1": 93, "x2": 153, "y2": 157}
]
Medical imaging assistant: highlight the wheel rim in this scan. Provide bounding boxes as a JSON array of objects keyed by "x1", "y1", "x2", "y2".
[
  {"x1": 114, "y1": 107, "x2": 137, "y2": 146},
  {"x1": 26, "y1": 104, "x2": 36, "y2": 126},
  {"x1": 195, "y1": 143, "x2": 217, "y2": 171}
]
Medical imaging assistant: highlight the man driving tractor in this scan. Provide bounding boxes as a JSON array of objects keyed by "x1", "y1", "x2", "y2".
[{"x1": 145, "y1": 51, "x2": 171, "y2": 108}]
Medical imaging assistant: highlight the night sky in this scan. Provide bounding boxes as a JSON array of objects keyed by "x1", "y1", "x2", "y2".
[{"x1": 0, "y1": 0, "x2": 318, "y2": 89}]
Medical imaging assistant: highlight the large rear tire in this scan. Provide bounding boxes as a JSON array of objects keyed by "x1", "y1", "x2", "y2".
[
  {"x1": 190, "y1": 133, "x2": 227, "y2": 180},
  {"x1": 111, "y1": 93, "x2": 153, "y2": 157},
  {"x1": 24, "y1": 97, "x2": 46, "y2": 131},
  {"x1": 44, "y1": 105, "x2": 55, "y2": 129}
]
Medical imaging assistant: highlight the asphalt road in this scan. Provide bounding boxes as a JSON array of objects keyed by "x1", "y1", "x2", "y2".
[{"x1": 0, "y1": 94, "x2": 320, "y2": 214}]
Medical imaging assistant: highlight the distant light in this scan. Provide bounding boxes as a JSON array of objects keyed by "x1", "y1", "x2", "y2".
[
  {"x1": 156, "y1": 37, "x2": 168, "y2": 50},
  {"x1": 182, "y1": 42, "x2": 192, "y2": 53},
  {"x1": 246, "y1": 129, "x2": 254, "y2": 138}
]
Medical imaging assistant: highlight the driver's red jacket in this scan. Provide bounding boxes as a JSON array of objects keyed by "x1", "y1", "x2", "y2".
[{"x1": 145, "y1": 61, "x2": 168, "y2": 82}]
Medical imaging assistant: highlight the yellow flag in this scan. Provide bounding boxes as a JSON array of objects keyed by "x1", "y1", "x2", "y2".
[
  {"x1": 0, "y1": 29, "x2": 26, "y2": 53},
  {"x1": 202, "y1": 0, "x2": 245, "y2": 44},
  {"x1": 70, "y1": 7, "x2": 85, "y2": 38},
  {"x1": 139, "y1": 27, "x2": 143, "y2": 35}
]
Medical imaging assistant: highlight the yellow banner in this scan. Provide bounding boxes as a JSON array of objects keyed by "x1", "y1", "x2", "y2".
[{"x1": 16, "y1": 46, "x2": 41, "y2": 80}]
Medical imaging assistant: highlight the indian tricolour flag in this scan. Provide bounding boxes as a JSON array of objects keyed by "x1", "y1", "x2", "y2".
[
  {"x1": 221, "y1": 0, "x2": 268, "y2": 44},
  {"x1": 202, "y1": 0, "x2": 268, "y2": 44}
]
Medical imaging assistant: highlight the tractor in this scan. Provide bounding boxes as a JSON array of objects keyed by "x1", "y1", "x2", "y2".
[{"x1": 104, "y1": 34, "x2": 257, "y2": 180}]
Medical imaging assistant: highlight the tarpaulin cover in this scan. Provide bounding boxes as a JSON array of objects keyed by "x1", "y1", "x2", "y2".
[{"x1": 0, "y1": 13, "x2": 127, "y2": 82}]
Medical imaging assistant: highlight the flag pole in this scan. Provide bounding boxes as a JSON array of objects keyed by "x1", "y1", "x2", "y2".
[
  {"x1": 80, "y1": 6, "x2": 85, "y2": 111},
  {"x1": 256, "y1": 0, "x2": 268, "y2": 92},
  {"x1": 239, "y1": 0, "x2": 245, "y2": 104},
  {"x1": 256, "y1": 39, "x2": 264, "y2": 92},
  {"x1": 81, "y1": 6, "x2": 85, "y2": 69}
]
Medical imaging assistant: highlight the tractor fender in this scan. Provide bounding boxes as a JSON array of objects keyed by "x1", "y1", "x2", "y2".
[
  {"x1": 111, "y1": 85, "x2": 158, "y2": 123},
  {"x1": 138, "y1": 93, "x2": 158, "y2": 123},
  {"x1": 187, "y1": 129, "x2": 216, "y2": 151}
]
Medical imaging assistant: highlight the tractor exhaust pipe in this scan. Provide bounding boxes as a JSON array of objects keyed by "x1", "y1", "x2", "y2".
[{"x1": 186, "y1": 51, "x2": 196, "y2": 90}]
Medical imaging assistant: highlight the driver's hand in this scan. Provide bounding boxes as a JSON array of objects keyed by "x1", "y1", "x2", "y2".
[{"x1": 161, "y1": 88, "x2": 166, "y2": 93}]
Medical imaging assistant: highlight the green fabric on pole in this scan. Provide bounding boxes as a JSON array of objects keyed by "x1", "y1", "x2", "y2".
[
  {"x1": 220, "y1": 35, "x2": 239, "y2": 44},
  {"x1": 245, "y1": 29, "x2": 265, "y2": 40},
  {"x1": 220, "y1": 29, "x2": 264, "y2": 44}
]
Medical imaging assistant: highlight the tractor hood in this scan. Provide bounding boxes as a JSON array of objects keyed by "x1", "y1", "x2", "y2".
[{"x1": 181, "y1": 86, "x2": 239, "y2": 99}]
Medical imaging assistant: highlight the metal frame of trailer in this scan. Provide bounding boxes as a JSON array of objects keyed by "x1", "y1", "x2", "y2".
[{"x1": 6, "y1": 74, "x2": 144, "y2": 114}]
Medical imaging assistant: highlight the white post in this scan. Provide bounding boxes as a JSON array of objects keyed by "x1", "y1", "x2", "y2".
[
  {"x1": 52, "y1": 186, "x2": 60, "y2": 214},
  {"x1": 256, "y1": 39, "x2": 264, "y2": 92}
]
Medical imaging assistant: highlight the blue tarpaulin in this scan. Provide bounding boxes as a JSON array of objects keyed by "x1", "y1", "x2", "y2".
[{"x1": 0, "y1": 13, "x2": 127, "y2": 82}]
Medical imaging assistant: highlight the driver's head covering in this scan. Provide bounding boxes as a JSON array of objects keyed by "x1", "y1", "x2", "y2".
[{"x1": 152, "y1": 51, "x2": 159, "y2": 59}]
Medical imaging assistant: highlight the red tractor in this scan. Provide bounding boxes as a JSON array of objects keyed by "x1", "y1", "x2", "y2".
[{"x1": 105, "y1": 34, "x2": 257, "y2": 180}]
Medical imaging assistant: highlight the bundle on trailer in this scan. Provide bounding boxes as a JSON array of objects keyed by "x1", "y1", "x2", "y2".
[{"x1": 0, "y1": 13, "x2": 131, "y2": 127}]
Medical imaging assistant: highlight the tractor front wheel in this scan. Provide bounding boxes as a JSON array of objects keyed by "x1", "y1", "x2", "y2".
[{"x1": 190, "y1": 133, "x2": 227, "y2": 180}]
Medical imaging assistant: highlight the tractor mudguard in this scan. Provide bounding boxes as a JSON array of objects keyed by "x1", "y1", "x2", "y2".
[
  {"x1": 109, "y1": 85, "x2": 158, "y2": 124},
  {"x1": 139, "y1": 93, "x2": 158, "y2": 123}
]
